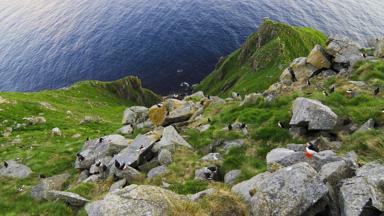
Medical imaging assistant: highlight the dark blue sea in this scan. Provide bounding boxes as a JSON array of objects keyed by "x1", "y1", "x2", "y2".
[{"x1": 1, "y1": 0, "x2": 384, "y2": 94}]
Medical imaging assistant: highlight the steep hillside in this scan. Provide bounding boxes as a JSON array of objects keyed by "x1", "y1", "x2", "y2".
[
  {"x1": 196, "y1": 19, "x2": 327, "y2": 96},
  {"x1": 0, "y1": 76, "x2": 160, "y2": 215}
]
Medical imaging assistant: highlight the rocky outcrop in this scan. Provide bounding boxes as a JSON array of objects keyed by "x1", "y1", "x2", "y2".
[
  {"x1": 339, "y1": 161, "x2": 384, "y2": 216},
  {"x1": 326, "y1": 36, "x2": 363, "y2": 65},
  {"x1": 75, "y1": 135, "x2": 129, "y2": 169},
  {"x1": 0, "y1": 160, "x2": 32, "y2": 179},
  {"x1": 266, "y1": 147, "x2": 344, "y2": 171},
  {"x1": 290, "y1": 97, "x2": 338, "y2": 131},
  {"x1": 31, "y1": 173, "x2": 70, "y2": 201},
  {"x1": 280, "y1": 57, "x2": 317, "y2": 85},
  {"x1": 307, "y1": 44, "x2": 332, "y2": 69},
  {"x1": 233, "y1": 163, "x2": 329, "y2": 216},
  {"x1": 122, "y1": 106, "x2": 149, "y2": 127},
  {"x1": 112, "y1": 133, "x2": 159, "y2": 169},
  {"x1": 85, "y1": 185, "x2": 186, "y2": 216},
  {"x1": 153, "y1": 126, "x2": 192, "y2": 152},
  {"x1": 251, "y1": 163, "x2": 329, "y2": 216}
]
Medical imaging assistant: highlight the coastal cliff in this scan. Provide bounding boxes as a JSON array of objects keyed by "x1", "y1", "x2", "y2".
[{"x1": 1, "y1": 20, "x2": 384, "y2": 215}]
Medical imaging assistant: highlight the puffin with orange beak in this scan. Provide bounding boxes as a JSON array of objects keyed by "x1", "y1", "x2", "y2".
[{"x1": 304, "y1": 142, "x2": 319, "y2": 159}]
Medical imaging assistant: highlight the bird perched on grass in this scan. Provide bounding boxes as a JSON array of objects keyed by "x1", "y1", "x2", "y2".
[
  {"x1": 322, "y1": 90, "x2": 329, "y2": 96},
  {"x1": 329, "y1": 85, "x2": 335, "y2": 93}
]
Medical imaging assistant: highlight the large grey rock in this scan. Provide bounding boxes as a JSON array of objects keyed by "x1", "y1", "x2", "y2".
[
  {"x1": 233, "y1": 163, "x2": 328, "y2": 216},
  {"x1": 147, "y1": 165, "x2": 167, "y2": 179},
  {"x1": 85, "y1": 184, "x2": 185, "y2": 216},
  {"x1": 356, "y1": 118, "x2": 375, "y2": 133},
  {"x1": 339, "y1": 161, "x2": 384, "y2": 216},
  {"x1": 189, "y1": 188, "x2": 217, "y2": 201},
  {"x1": 109, "y1": 179, "x2": 127, "y2": 192},
  {"x1": 158, "y1": 149, "x2": 172, "y2": 165},
  {"x1": 267, "y1": 148, "x2": 344, "y2": 172},
  {"x1": 0, "y1": 160, "x2": 32, "y2": 179},
  {"x1": 280, "y1": 57, "x2": 317, "y2": 85},
  {"x1": 307, "y1": 44, "x2": 332, "y2": 69},
  {"x1": 112, "y1": 133, "x2": 159, "y2": 168},
  {"x1": 164, "y1": 100, "x2": 198, "y2": 125},
  {"x1": 75, "y1": 135, "x2": 129, "y2": 169},
  {"x1": 224, "y1": 169, "x2": 241, "y2": 185},
  {"x1": 290, "y1": 97, "x2": 338, "y2": 130},
  {"x1": 47, "y1": 190, "x2": 89, "y2": 207},
  {"x1": 266, "y1": 148, "x2": 295, "y2": 165},
  {"x1": 327, "y1": 36, "x2": 363, "y2": 65},
  {"x1": 320, "y1": 160, "x2": 355, "y2": 216},
  {"x1": 122, "y1": 106, "x2": 149, "y2": 126},
  {"x1": 232, "y1": 172, "x2": 272, "y2": 203},
  {"x1": 31, "y1": 173, "x2": 70, "y2": 201},
  {"x1": 153, "y1": 126, "x2": 192, "y2": 152}
]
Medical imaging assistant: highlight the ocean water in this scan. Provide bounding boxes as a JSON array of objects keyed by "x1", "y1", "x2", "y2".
[{"x1": 1, "y1": 0, "x2": 384, "y2": 94}]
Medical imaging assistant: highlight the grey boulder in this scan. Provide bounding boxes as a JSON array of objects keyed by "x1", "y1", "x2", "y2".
[
  {"x1": 339, "y1": 161, "x2": 384, "y2": 216},
  {"x1": 290, "y1": 97, "x2": 338, "y2": 131},
  {"x1": 153, "y1": 126, "x2": 192, "y2": 152},
  {"x1": 233, "y1": 163, "x2": 328, "y2": 216},
  {"x1": 85, "y1": 184, "x2": 185, "y2": 216},
  {"x1": 122, "y1": 106, "x2": 149, "y2": 126},
  {"x1": 0, "y1": 160, "x2": 32, "y2": 179},
  {"x1": 307, "y1": 44, "x2": 332, "y2": 69},
  {"x1": 356, "y1": 118, "x2": 375, "y2": 133},
  {"x1": 327, "y1": 35, "x2": 363, "y2": 65},
  {"x1": 75, "y1": 135, "x2": 129, "y2": 169}
]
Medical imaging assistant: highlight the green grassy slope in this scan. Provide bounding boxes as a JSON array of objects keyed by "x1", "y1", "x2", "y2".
[
  {"x1": 0, "y1": 76, "x2": 160, "y2": 215},
  {"x1": 196, "y1": 19, "x2": 327, "y2": 97}
]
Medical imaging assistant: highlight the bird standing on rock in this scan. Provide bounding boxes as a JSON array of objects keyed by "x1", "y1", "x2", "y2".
[
  {"x1": 4, "y1": 161, "x2": 8, "y2": 168},
  {"x1": 304, "y1": 142, "x2": 319, "y2": 159}
]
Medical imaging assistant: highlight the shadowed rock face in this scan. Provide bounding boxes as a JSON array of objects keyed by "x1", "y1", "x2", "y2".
[
  {"x1": 290, "y1": 97, "x2": 338, "y2": 131},
  {"x1": 85, "y1": 185, "x2": 185, "y2": 216}
]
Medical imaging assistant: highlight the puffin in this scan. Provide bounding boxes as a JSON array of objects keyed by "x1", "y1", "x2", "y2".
[
  {"x1": 322, "y1": 90, "x2": 329, "y2": 96},
  {"x1": 228, "y1": 124, "x2": 233, "y2": 131},
  {"x1": 76, "y1": 153, "x2": 85, "y2": 161},
  {"x1": 4, "y1": 161, "x2": 8, "y2": 168},
  {"x1": 374, "y1": 87, "x2": 380, "y2": 96},
  {"x1": 240, "y1": 123, "x2": 249, "y2": 135},
  {"x1": 304, "y1": 142, "x2": 319, "y2": 159},
  {"x1": 306, "y1": 80, "x2": 311, "y2": 86},
  {"x1": 99, "y1": 137, "x2": 104, "y2": 143},
  {"x1": 277, "y1": 121, "x2": 285, "y2": 128},
  {"x1": 156, "y1": 103, "x2": 162, "y2": 108}
]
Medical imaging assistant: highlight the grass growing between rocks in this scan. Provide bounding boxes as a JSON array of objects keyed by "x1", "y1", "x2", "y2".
[{"x1": 0, "y1": 77, "x2": 159, "y2": 215}]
